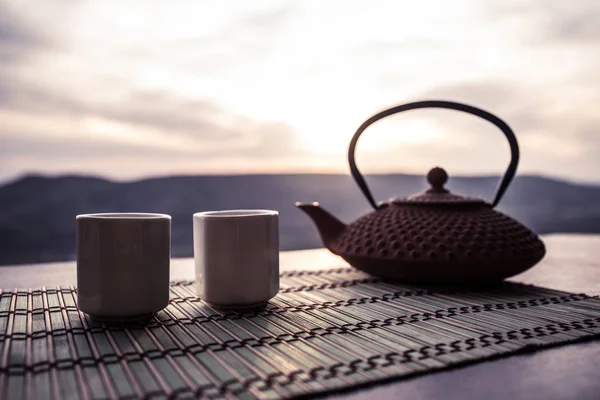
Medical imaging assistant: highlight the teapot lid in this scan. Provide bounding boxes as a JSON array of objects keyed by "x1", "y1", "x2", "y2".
[{"x1": 389, "y1": 167, "x2": 486, "y2": 205}]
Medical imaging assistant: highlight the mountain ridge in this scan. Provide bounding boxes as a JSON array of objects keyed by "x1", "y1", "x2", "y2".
[
  {"x1": 1, "y1": 173, "x2": 599, "y2": 266},
  {"x1": 5, "y1": 171, "x2": 598, "y2": 185}
]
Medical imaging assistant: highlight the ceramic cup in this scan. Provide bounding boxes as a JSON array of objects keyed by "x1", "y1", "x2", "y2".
[
  {"x1": 193, "y1": 210, "x2": 279, "y2": 308},
  {"x1": 76, "y1": 213, "x2": 171, "y2": 321}
]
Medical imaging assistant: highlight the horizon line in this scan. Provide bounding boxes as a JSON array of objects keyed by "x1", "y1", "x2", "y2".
[{"x1": 2, "y1": 170, "x2": 598, "y2": 188}]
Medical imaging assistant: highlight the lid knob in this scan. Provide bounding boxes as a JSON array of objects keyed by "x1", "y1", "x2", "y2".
[
  {"x1": 427, "y1": 167, "x2": 448, "y2": 190},
  {"x1": 391, "y1": 166, "x2": 484, "y2": 204}
]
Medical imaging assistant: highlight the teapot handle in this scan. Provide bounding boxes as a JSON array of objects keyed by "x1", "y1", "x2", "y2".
[{"x1": 348, "y1": 100, "x2": 519, "y2": 209}]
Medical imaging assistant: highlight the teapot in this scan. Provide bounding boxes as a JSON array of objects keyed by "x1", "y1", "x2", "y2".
[{"x1": 296, "y1": 100, "x2": 545, "y2": 284}]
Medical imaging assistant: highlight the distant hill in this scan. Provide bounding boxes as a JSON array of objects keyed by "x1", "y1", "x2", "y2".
[{"x1": 1, "y1": 173, "x2": 599, "y2": 266}]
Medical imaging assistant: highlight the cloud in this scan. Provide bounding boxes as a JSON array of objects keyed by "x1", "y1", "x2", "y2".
[
  {"x1": 478, "y1": 0, "x2": 600, "y2": 45},
  {"x1": 0, "y1": 1, "x2": 45, "y2": 62},
  {"x1": 416, "y1": 78, "x2": 600, "y2": 144},
  {"x1": 413, "y1": 81, "x2": 546, "y2": 133},
  {"x1": 0, "y1": 74, "x2": 84, "y2": 115},
  {"x1": 0, "y1": 0, "x2": 599, "y2": 183},
  {"x1": 0, "y1": 83, "x2": 304, "y2": 156},
  {"x1": 372, "y1": 78, "x2": 600, "y2": 182},
  {"x1": 0, "y1": 0, "x2": 304, "y2": 170},
  {"x1": 551, "y1": 11, "x2": 600, "y2": 43},
  {"x1": 0, "y1": 3, "x2": 37, "y2": 45},
  {"x1": 0, "y1": 0, "x2": 302, "y2": 162}
]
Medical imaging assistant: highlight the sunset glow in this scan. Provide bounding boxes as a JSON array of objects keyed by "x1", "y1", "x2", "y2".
[{"x1": 1, "y1": 0, "x2": 599, "y2": 182}]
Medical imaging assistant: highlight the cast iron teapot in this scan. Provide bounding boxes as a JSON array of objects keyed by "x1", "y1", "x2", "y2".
[{"x1": 296, "y1": 100, "x2": 546, "y2": 284}]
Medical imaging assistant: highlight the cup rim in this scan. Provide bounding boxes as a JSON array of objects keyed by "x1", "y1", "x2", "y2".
[
  {"x1": 76, "y1": 213, "x2": 171, "y2": 220},
  {"x1": 194, "y1": 209, "x2": 278, "y2": 218}
]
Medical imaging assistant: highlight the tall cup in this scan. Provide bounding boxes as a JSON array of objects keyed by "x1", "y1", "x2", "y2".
[
  {"x1": 193, "y1": 210, "x2": 279, "y2": 308},
  {"x1": 77, "y1": 213, "x2": 171, "y2": 321}
]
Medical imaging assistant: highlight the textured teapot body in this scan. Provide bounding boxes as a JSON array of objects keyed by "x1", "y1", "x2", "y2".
[{"x1": 324, "y1": 202, "x2": 545, "y2": 283}]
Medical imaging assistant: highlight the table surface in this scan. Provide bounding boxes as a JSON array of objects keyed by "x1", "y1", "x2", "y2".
[{"x1": 1, "y1": 234, "x2": 599, "y2": 400}]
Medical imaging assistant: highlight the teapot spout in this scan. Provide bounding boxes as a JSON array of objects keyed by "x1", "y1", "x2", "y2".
[{"x1": 296, "y1": 202, "x2": 346, "y2": 254}]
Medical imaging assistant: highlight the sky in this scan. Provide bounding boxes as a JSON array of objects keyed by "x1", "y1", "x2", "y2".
[{"x1": 1, "y1": 0, "x2": 599, "y2": 184}]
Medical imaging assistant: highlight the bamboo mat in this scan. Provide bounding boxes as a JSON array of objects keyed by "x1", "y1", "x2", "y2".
[{"x1": 1, "y1": 267, "x2": 600, "y2": 399}]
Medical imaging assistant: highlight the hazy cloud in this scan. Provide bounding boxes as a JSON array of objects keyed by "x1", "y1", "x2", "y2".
[
  {"x1": 0, "y1": 1, "x2": 45, "y2": 62},
  {"x1": 479, "y1": 0, "x2": 600, "y2": 45},
  {"x1": 0, "y1": 81, "x2": 303, "y2": 156},
  {"x1": 551, "y1": 11, "x2": 600, "y2": 43},
  {"x1": 0, "y1": 0, "x2": 599, "y2": 183},
  {"x1": 415, "y1": 81, "x2": 547, "y2": 134},
  {"x1": 0, "y1": 75, "x2": 85, "y2": 115},
  {"x1": 0, "y1": 0, "x2": 304, "y2": 172}
]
